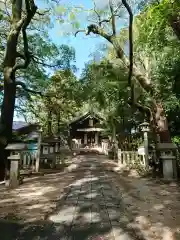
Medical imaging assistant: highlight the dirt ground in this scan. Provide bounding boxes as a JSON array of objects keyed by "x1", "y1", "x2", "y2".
[
  {"x1": 0, "y1": 156, "x2": 82, "y2": 223},
  {"x1": 0, "y1": 155, "x2": 180, "y2": 239},
  {"x1": 103, "y1": 160, "x2": 180, "y2": 240}
]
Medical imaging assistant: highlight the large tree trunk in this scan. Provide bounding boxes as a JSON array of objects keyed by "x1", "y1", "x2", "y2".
[
  {"x1": 170, "y1": 14, "x2": 180, "y2": 40},
  {"x1": 0, "y1": 74, "x2": 16, "y2": 180},
  {"x1": 0, "y1": 76, "x2": 16, "y2": 144},
  {"x1": 47, "y1": 110, "x2": 52, "y2": 135},
  {"x1": 154, "y1": 102, "x2": 171, "y2": 143},
  {"x1": 57, "y1": 113, "x2": 60, "y2": 134},
  {"x1": 0, "y1": 0, "x2": 37, "y2": 180},
  {"x1": 0, "y1": 12, "x2": 22, "y2": 180},
  {"x1": 112, "y1": 39, "x2": 171, "y2": 143},
  {"x1": 150, "y1": 102, "x2": 171, "y2": 176}
]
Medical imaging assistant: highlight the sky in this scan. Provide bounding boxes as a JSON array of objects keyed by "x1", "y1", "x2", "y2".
[
  {"x1": 14, "y1": 0, "x2": 128, "y2": 121},
  {"x1": 43, "y1": 0, "x2": 107, "y2": 77},
  {"x1": 14, "y1": 0, "x2": 106, "y2": 121},
  {"x1": 36, "y1": 0, "x2": 134, "y2": 77}
]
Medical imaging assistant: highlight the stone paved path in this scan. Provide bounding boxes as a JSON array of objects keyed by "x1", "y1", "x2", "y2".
[
  {"x1": 48, "y1": 154, "x2": 132, "y2": 240},
  {"x1": 0, "y1": 154, "x2": 137, "y2": 240}
]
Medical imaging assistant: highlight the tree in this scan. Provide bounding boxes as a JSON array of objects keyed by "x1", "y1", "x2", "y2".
[
  {"x1": 138, "y1": 0, "x2": 180, "y2": 40},
  {"x1": 22, "y1": 67, "x2": 83, "y2": 136},
  {"x1": 80, "y1": 57, "x2": 141, "y2": 140},
  {"x1": 0, "y1": 0, "x2": 62, "y2": 179},
  {"x1": 0, "y1": 0, "x2": 38, "y2": 180},
  {"x1": 56, "y1": 0, "x2": 180, "y2": 143}
]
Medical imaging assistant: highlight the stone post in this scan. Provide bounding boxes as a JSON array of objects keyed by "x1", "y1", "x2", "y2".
[
  {"x1": 8, "y1": 153, "x2": 20, "y2": 188},
  {"x1": 139, "y1": 122, "x2": 150, "y2": 169},
  {"x1": 118, "y1": 149, "x2": 122, "y2": 165}
]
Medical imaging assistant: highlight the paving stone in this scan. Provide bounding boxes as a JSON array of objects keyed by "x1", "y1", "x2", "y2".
[
  {"x1": 49, "y1": 206, "x2": 76, "y2": 224},
  {"x1": 111, "y1": 226, "x2": 134, "y2": 240},
  {"x1": 31, "y1": 155, "x2": 140, "y2": 240}
]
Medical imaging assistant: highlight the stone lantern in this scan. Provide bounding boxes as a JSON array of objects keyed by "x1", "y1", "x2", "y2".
[
  {"x1": 139, "y1": 122, "x2": 150, "y2": 168},
  {"x1": 5, "y1": 143, "x2": 28, "y2": 188}
]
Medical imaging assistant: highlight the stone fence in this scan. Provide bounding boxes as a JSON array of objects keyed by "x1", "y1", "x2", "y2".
[{"x1": 118, "y1": 150, "x2": 146, "y2": 167}]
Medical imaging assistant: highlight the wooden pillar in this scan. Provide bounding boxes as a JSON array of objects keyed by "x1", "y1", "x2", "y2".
[
  {"x1": 95, "y1": 132, "x2": 98, "y2": 145},
  {"x1": 36, "y1": 130, "x2": 42, "y2": 172},
  {"x1": 55, "y1": 142, "x2": 59, "y2": 152},
  {"x1": 23, "y1": 153, "x2": 26, "y2": 167},
  {"x1": 84, "y1": 133, "x2": 87, "y2": 145},
  {"x1": 28, "y1": 154, "x2": 31, "y2": 167}
]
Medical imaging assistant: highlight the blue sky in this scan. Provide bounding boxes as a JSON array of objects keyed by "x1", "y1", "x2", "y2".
[
  {"x1": 42, "y1": 0, "x2": 132, "y2": 77},
  {"x1": 44, "y1": 0, "x2": 107, "y2": 77},
  {"x1": 14, "y1": 0, "x2": 126, "y2": 121},
  {"x1": 14, "y1": 0, "x2": 106, "y2": 121}
]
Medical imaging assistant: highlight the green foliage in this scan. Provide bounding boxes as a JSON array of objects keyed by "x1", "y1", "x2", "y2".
[
  {"x1": 172, "y1": 136, "x2": 180, "y2": 144},
  {"x1": 21, "y1": 67, "x2": 83, "y2": 134},
  {"x1": 2, "y1": 0, "x2": 180, "y2": 143},
  {"x1": 137, "y1": 0, "x2": 180, "y2": 53},
  {"x1": 80, "y1": 58, "x2": 143, "y2": 139},
  {"x1": 133, "y1": 0, "x2": 180, "y2": 137}
]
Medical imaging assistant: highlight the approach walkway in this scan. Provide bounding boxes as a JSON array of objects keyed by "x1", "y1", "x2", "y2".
[
  {"x1": 48, "y1": 154, "x2": 130, "y2": 240},
  {"x1": 0, "y1": 154, "x2": 178, "y2": 239}
]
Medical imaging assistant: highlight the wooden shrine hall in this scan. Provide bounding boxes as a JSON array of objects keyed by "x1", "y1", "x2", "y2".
[{"x1": 69, "y1": 111, "x2": 105, "y2": 149}]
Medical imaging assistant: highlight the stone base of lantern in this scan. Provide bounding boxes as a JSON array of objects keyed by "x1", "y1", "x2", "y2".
[
  {"x1": 157, "y1": 143, "x2": 177, "y2": 180},
  {"x1": 160, "y1": 155, "x2": 176, "y2": 179}
]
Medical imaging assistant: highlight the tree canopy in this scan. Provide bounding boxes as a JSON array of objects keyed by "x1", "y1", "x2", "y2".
[{"x1": 1, "y1": 0, "x2": 180, "y2": 144}]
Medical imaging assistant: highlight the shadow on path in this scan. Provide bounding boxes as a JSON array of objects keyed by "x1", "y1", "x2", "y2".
[{"x1": 0, "y1": 154, "x2": 147, "y2": 240}]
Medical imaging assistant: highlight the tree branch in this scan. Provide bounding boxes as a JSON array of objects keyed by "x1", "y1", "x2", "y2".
[
  {"x1": 31, "y1": 55, "x2": 61, "y2": 68},
  {"x1": 128, "y1": 97, "x2": 151, "y2": 120},
  {"x1": 122, "y1": 0, "x2": 133, "y2": 87},
  {"x1": 15, "y1": 81, "x2": 65, "y2": 101},
  {"x1": 97, "y1": 1, "x2": 123, "y2": 27},
  {"x1": 93, "y1": 0, "x2": 101, "y2": 25},
  {"x1": 76, "y1": 6, "x2": 153, "y2": 95},
  {"x1": 109, "y1": 0, "x2": 116, "y2": 35},
  {"x1": 13, "y1": 0, "x2": 37, "y2": 72},
  {"x1": 0, "y1": 84, "x2": 3, "y2": 92},
  {"x1": 36, "y1": 9, "x2": 50, "y2": 16},
  {"x1": 16, "y1": 51, "x2": 25, "y2": 59},
  {"x1": 75, "y1": 24, "x2": 112, "y2": 43},
  {"x1": 16, "y1": 81, "x2": 43, "y2": 96},
  {"x1": 75, "y1": 29, "x2": 86, "y2": 37}
]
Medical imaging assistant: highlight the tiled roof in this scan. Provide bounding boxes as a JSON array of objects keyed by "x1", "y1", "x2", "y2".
[
  {"x1": 12, "y1": 121, "x2": 29, "y2": 130},
  {"x1": 12, "y1": 121, "x2": 39, "y2": 133},
  {"x1": 69, "y1": 111, "x2": 104, "y2": 125}
]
